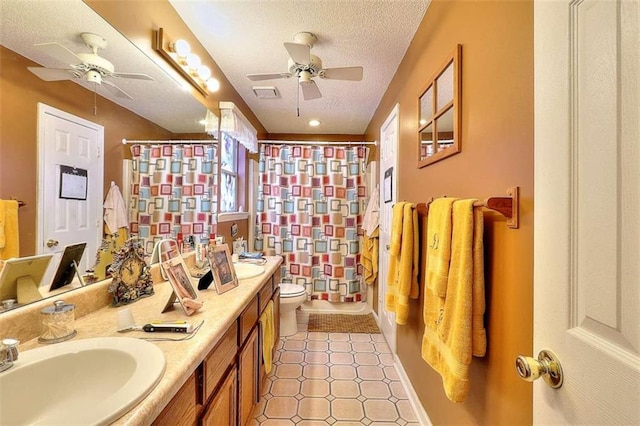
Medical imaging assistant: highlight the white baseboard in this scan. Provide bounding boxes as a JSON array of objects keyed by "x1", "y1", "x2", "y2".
[{"x1": 393, "y1": 349, "x2": 433, "y2": 426}]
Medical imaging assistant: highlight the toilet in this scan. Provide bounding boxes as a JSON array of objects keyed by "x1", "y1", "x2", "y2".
[{"x1": 278, "y1": 284, "x2": 307, "y2": 337}]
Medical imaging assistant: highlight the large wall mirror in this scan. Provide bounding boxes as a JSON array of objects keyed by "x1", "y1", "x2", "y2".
[
  {"x1": 0, "y1": 1, "x2": 210, "y2": 314},
  {"x1": 418, "y1": 44, "x2": 461, "y2": 168}
]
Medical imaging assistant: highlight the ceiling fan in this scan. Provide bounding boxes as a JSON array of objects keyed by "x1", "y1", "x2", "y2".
[
  {"x1": 246, "y1": 32, "x2": 363, "y2": 101},
  {"x1": 27, "y1": 32, "x2": 153, "y2": 100}
]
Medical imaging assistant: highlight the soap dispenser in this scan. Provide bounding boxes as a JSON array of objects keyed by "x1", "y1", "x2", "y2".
[{"x1": 38, "y1": 300, "x2": 77, "y2": 344}]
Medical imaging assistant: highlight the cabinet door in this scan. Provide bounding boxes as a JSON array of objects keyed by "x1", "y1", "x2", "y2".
[
  {"x1": 201, "y1": 366, "x2": 237, "y2": 426},
  {"x1": 238, "y1": 326, "x2": 259, "y2": 426},
  {"x1": 153, "y1": 373, "x2": 198, "y2": 426}
]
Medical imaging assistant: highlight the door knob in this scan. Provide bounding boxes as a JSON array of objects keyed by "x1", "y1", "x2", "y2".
[
  {"x1": 515, "y1": 349, "x2": 563, "y2": 389},
  {"x1": 46, "y1": 239, "x2": 59, "y2": 248}
]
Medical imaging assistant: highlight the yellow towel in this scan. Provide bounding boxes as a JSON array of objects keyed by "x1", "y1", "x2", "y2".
[
  {"x1": 385, "y1": 202, "x2": 419, "y2": 325},
  {"x1": 421, "y1": 199, "x2": 486, "y2": 403},
  {"x1": 361, "y1": 227, "x2": 379, "y2": 286},
  {"x1": 0, "y1": 200, "x2": 20, "y2": 260},
  {"x1": 260, "y1": 300, "x2": 275, "y2": 374},
  {"x1": 426, "y1": 198, "x2": 458, "y2": 297}
]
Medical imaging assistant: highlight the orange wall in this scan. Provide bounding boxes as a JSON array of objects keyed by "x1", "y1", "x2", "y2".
[
  {"x1": 0, "y1": 45, "x2": 174, "y2": 256},
  {"x1": 364, "y1": 1, "x2": 534, "y2": 424}
]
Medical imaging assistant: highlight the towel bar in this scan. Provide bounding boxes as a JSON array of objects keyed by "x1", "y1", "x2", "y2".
[{"x1": 415, "y1": 186, "x2": 520, "y2": 229}]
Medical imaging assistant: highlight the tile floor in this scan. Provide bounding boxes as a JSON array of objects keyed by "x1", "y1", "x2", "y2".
[{"x1": 250, "y1": 311, "x2": 421, "y2": 425}]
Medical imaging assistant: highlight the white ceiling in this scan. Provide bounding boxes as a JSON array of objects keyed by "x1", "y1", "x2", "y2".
[{"x1": 0, "y1": 0, "x2": 430, "y2": 136}]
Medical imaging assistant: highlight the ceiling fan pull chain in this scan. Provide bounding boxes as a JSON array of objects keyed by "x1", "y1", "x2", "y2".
[
  {"x1": 296, "y1": 76, "x2": 300, "y2": 117},
  {"x1": 93, "y1": 85, "x2": 98, "y2": 116}
]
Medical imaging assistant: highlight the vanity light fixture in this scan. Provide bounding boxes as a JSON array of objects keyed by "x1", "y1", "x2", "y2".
[{"x1": 153, "y1": 29, "x2": 220, "y2": 97}]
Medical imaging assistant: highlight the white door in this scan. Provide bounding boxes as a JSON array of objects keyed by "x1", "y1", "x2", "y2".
[
  {"x1": 37, "y1": 103, "x2": 104, "y2": 285},
  {"x1": 533, "y1": 0, "x2": 639, "y2": 423},
  {"x1": 378, "y1": 104, "x2": 399, "y2": 353}
]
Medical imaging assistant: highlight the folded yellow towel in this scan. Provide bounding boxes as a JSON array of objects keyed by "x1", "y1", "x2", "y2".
[
  {"x1": 421, "y1": 199, "x2": 486, "y2": 403},
  {"x1": 361, "y1": 227, "x2": 379, "y2": 286},
  {"x1": 385, "y1": 202, "x2": 419, "y2": 325},
  {"x1": 0, "y1": 200, "x2": 20, "y2": 260},
  {"x1": 426, "y1": 198, "x2": 458, "y2": 297},
  {"x1": 260, "y1": 300, "x2": 275, "y2": 374}
]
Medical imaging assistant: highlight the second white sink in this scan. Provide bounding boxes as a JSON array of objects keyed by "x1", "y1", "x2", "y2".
[
  {"x1": 233, "y1": 262, "x2": 265, "y2": 280},
  {"x1": 0, "y1": 337, "x2": 165, "y2": 425}
]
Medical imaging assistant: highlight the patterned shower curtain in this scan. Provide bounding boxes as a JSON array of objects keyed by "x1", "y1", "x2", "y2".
[
  {"x1": 255, "y1": 144, "x2": 369, "y2": 302},
  {"x1": 129, "y1": 144, "x2": 218, "y2": 255}
]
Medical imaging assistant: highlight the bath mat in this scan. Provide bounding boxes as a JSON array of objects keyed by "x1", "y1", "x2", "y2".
[{"x1": 307, "y1": 313, "x2": 381, "y2": 334}]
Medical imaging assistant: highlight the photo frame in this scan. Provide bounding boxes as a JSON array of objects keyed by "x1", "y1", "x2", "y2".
[
  {"x1": 207, "y1": 243, "x2": 239, "y2": 294},
  {"x1": 232, "y1": 239, "x2": 248, "y2": 255},
  {"x1": 384, "y1": 167, "x2": 393, "y2": 203},
  {"x1": 159, "y1": 239, "x2": 203, "y2": 316}
]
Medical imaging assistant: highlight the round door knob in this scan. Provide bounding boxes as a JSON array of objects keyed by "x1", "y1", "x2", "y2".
[
  {"x1": 46, "y1": 239, "x2": 59, "y2": 248},
  {"x1": 515, "y1": 349, "x2": 563, "y2": 389}
]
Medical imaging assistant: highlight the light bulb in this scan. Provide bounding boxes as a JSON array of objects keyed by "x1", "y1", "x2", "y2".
[
  {"x1": 172, "y1": 39, "x2": 190, "y2": 57},
  {"x1": 186, "y1": 53, "x2": 201, "y2": 70},
  {"x1": 206, "y1": 78, "x2": 220, "y2": 92},
  {"x1": 197, "y1": 65, "x2": 212, "y2": 81},
  {"x1": 309, "y1": 119, "x2": 320, "y2": 127}
]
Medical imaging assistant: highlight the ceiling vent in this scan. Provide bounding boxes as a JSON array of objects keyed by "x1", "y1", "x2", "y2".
[{"x1": 252, "y1": 86, "x2": 280, "y2": 99}]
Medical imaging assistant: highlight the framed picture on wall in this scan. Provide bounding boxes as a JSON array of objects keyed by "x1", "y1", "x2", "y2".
[{"x1": 207, "y1": 243, "x2": 239, "y2": 294}]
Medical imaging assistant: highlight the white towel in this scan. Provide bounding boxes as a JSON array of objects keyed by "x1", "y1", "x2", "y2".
[
  {"x1": 362, "y1": 189, "x2": 380, "y2": 235},
  {"x1": 103, "y1": 182, "x2": 128, "y2": 233}
]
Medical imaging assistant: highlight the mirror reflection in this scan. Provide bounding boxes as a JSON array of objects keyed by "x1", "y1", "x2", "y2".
[
  {"x1": 0, "y1": 1, "x2": 211, "y2": 313},
  {"x1": 417, "y1": 44, "x2": 462, "y2": 168}
]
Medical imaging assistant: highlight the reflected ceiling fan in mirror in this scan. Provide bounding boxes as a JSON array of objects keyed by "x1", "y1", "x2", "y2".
[
  {"x1": 247, "y1": 32, "x2": 363, "y2": 108},
  {"x1": 27, "y1": 32, "x2": 154, "y2": 102}
]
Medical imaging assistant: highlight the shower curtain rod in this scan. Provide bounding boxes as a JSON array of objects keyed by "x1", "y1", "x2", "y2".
[
  {"x1": 121, "y1": 138, "x2": 217, "y2": 145},
  {"x1": 259, "y1": 140, "x2": 377, "y2": 146}
]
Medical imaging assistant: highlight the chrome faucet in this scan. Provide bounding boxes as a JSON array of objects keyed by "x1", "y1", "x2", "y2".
[{"x1": 0, "y1": 338, "x2": 19, "y2": 372}]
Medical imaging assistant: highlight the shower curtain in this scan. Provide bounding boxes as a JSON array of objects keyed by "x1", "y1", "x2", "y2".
[
  {"x1": 255, "y1": 144, "x2": 369, "y2": 302},
  {"x1": 129, "y1": 144, "x2": 218, "y2": 255}
]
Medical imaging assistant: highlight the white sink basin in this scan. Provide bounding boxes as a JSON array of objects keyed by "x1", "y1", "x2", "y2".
[
  {"x1": 0, "y1": 337, "x2": 165, "y2": 425},
  {"x1": 233, "y1": 262, "x2": 265, "y2": 280}
]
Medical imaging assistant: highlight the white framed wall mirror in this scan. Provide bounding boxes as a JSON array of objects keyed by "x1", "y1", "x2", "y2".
[{"x1": 418, "y1": 44, "x2": 461, "y2": 168}]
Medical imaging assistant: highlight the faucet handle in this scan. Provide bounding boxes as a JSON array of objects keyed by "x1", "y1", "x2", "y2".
[{"x1": 1, "y1": 338, "x2": 19, "y2": 362}]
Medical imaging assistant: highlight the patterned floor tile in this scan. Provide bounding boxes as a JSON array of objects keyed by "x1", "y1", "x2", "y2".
[{"x1": 251, "y1": 311, "x2": 421, "y2": 425}]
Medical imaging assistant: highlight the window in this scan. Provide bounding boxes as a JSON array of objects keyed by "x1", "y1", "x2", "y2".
[{"x1": 220, "y1": 133, "x2": 239, "y2": 212}]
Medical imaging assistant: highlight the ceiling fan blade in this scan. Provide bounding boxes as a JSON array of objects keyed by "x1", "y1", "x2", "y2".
[
  {"x1": 33, "y1": 42, "x2": 83, "y2": 66},
  {"x1": 300, "y1": 80, "x2": 322, "y2": 100},
  {"x1": 111, "y1": 72, "x2": 154, "y2": 81},
  {"x1": 102, "y1": 80, "x2": 133, "y2": 100},
  {"x1": 284, "y1": 42, "x2": 311, "y2": 66},
  {"x1": 320, "y1": 66, "x2": 364, "y2": 81},
  {"x1": 247, "y1": 72, "x2": 291, "y2": 81},
  {"x1": 27, "y1": 67, "x2": 74, "y2": 81}
]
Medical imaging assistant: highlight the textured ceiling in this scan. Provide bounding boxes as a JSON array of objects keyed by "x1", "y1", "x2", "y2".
[
  {"x1": 0, "y1": 0, "x2": 430, "y2": 136},
  {"x1": 169, "y1": 0, "x2": 430, "y2": 135}
]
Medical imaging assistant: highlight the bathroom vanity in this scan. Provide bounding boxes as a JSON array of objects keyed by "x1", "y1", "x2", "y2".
[{"x1": 1, "y1": 256, "x2": 283, "y2": 425}]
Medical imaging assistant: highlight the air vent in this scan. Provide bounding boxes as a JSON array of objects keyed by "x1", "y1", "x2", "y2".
[{"x1": 252, "y1": 86, "x2": 280, "y2": 99}]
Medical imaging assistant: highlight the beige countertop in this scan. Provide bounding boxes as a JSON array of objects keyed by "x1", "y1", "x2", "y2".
[{"x1": 4, "y1": 256, "x2": 282, "y2": 425}]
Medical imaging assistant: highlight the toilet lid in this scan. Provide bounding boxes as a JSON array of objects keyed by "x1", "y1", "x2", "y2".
[{"x1": 279, "y1": 284, "x2": 306, "y2": 298}]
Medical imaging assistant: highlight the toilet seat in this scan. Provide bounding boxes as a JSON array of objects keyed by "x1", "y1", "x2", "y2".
[{"x1": 279, "y1": 284, "x2": 306, "y2": 298}]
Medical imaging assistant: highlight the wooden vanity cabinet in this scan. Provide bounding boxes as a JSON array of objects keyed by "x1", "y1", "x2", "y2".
[
  {"x1": 153, "y1": 372, "x2": 199, "y2": 426},
  {"x1": 153, "y1": 263, "x2": 283, "y2": 426},
  {"x1": 200, "y1": 366, "x2": 237, "y2": 426}
]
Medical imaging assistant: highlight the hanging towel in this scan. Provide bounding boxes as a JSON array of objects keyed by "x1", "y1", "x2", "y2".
[
  {"x1": 361, "y1": 227, "x2": 379, "y2": 285},
  {"x1": 0, "y1": 200, "x2": 20, "y2": 260},
  {"x1": 421, "y1": 199, "x2": 486, "y2": 403},
  {"x1": 103, "y1": 182, "x2": 128, "y2": 234},
  {"x1": 362, "y1": 189, "x2": 380, "y2": 235},
  {"x1": 425, "y1": 198, "x2": 458, "y2": 297},
  {"x1": 260, "y1": 300, "x2": 275, "y2": 374},
  {"x1": 385, "y1": 202, "x2": 420, "y2": 325}
]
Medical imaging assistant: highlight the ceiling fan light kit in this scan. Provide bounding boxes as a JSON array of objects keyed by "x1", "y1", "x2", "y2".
[
  {"x1": 246, "y1": 31, "x2": 364, "y2": 104},
  {"x1": 26, "y1": 32, "x2": 154, "y2": 101}
]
